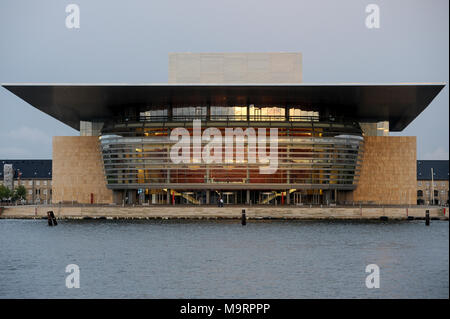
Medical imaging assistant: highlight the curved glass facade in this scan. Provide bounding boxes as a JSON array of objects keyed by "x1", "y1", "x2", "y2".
[{"x1": 100, "y1": 106, "x2": 364, "y2": 200}]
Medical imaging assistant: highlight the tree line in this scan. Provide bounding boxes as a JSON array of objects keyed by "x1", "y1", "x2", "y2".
[{"x1": 0, "y1": 185, "x2": 27, "y2": 203}]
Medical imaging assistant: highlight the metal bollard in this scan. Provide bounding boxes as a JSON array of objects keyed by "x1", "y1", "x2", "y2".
[
  {"x1": 241, "y1": 209, "x2": 246, "y2": 226},
  {"x1": 425, "y1": 210, "x2": 430, "y2": 226}
]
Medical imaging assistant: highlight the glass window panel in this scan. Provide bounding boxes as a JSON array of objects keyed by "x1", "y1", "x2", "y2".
[
  {"x1": 139, "y1": 108, "x2": 168, "y2": 121},
  {"x1": 288, "y1": 108, "x2": 319, "y2": 121}
]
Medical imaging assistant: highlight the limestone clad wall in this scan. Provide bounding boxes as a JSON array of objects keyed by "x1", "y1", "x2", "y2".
[
  {"x1": 52, "y1": 136, "x2": 113, "y2": 204},
  {"x1": 352, "y1": 136, "x2": 417, "y2": 205}
]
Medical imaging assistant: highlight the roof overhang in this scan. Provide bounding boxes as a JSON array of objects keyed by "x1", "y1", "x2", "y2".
[{"x1": 2, "y1": 83, "x2": 445, "y2": 131}]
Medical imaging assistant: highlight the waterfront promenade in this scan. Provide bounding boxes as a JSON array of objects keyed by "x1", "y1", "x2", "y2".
[{"x1": 0, "y1": 205, "x2": 447, "y2": 220}]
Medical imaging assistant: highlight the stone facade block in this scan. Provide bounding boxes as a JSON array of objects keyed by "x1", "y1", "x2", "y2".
[
  {"x1": 352, "y1": 136, "x2": 417, "y2": 204},
  {"x1": 52, "y1": 136, "x2": 113, "y2": 204},
  {"x1": 169, "y1": 52, "x2": 302, "y2": 84}
]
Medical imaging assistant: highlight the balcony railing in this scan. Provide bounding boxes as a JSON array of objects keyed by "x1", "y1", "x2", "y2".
[{"x1": 112, "y1": 114, "x2": 349, "y2": 123}]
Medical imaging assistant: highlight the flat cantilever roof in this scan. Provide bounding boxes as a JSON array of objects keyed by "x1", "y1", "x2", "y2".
[{"x1": 2, "y1": 82, "x2": 445, "y2": 131}]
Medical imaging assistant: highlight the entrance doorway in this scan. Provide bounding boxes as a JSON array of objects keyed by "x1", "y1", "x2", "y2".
[{"x1": 222, "y1": 192, "x2": 236, "y2": 204}]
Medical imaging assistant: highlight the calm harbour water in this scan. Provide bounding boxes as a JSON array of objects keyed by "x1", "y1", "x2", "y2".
[{"x1": 0, "y1": 219, "x2": 448, "y2": 298}]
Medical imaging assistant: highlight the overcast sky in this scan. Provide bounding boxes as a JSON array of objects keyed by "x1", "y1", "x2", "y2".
[{"x1": 0, "y1": 0, "x2": 448, "y2": 160}]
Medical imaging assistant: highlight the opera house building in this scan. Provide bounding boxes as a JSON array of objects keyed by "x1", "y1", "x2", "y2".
[{"x1": 2, "y1": 53, "x2": 445, "y2": 205}]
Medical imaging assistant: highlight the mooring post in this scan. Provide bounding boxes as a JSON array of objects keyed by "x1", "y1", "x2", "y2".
[
  {"x1": 425, "y1": 210, "x2": 430, "y2": 226},
  {"x1": 50, "y1": 211, "x2": 58, "y2": 226},
  {"x1": 241, "y1": 209, "x2": 246, "y2": 226},
  {"x1": 47, "y1": 211, "x2": 53, "y2": 226},
  {"x1": 47, "y1": 211, "x2": 57, "y2": 226}
]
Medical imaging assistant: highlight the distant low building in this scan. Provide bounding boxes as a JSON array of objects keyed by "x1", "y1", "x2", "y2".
[
  {"x1": 0, "y1": 160, "x2": 52, "y2": 204},
  {"x1": 417, "y1": 160, "x2": 449, "y2": 205}
]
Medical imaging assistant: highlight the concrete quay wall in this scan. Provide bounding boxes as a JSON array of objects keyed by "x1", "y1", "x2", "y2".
[{"x1": 0, "y1": 205, "x2": 447, "y2": 220}]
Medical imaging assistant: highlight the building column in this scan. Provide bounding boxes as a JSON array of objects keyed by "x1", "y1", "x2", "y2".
[
  {"x1": 206, "y1": 104, "x2": 211, "y2": 121},
  {"x1": 286, "y1": 190, "x2": 290, "y2": 205},
  {"x1": 168, "y1": 104, "x2": 173, "y2": 120},
  {"x1": 286, "y1": 129, "x2": 290, "y2": 184},
  {"x1": 32, "y1": 180, "x2": 35, "y2": 204},
  {"x1": 206, "y1": 190, "x2": 210, "y2": 205},
  {"x1": 246, "y1": 189, "x2": 250, "y2": 205},
  {"x1": 324, "y1": 190, "x2": 331, "y2": 205}
]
